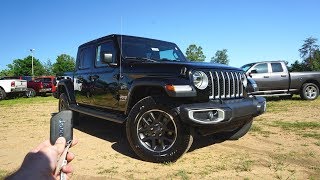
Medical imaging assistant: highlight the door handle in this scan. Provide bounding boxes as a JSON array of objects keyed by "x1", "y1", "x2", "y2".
[
  {"x1": 281, "y1": 75, "x2": 287, "y2": 77},
  {"x1": 89, "y1": 75, "x2": 99, "y2": 81},
  {"x1": 263, "y1": 76, "x2": 269, "y2": 78}
]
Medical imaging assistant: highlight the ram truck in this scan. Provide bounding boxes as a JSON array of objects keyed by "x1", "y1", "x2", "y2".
[
  {"x1": 55, "y1": 34, "x2": 266, "y2": 162},
  {"x1": 241, "y1": 61, "x2": 320, "y2": 100},
  {"x1": 0, "y1": 77, "x2": 28, "y2": 100}
]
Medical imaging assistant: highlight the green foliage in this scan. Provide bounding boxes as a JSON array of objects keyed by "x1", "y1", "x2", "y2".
[
  {"x1": 43, "y1": 59, "x2": 53, "y2": 75},
  {"x1": 185, "y1": 44, "x2": 206, "y2": 62},
  {"x1": 288, "y1": 60, "x2": 311, "y2": 72},
  {"x1": 211, "y1": 49, "x2": 229, "y2": 65},
  {"x1": 298, "y1": 37, "x2": 320, "y2": 71},
  {"x1": 52, "y1": 54, "x2": 75, "y2": 76},
  {"x1": 7, "y1": 56, "x2": 45, "y2": 76},
  {"x1": 0, "y1": 68, "x2": 14, "y2": 77}
]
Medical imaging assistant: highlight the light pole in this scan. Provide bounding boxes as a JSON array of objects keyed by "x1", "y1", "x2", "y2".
[{"x1": 30, "y1": 49, "x2": 35, "y2": 79}]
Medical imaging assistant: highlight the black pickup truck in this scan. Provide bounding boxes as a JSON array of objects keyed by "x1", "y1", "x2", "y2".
[
  {"x1": 241, "y1": 61, "x2": 320, "y2": 100},
  {"x1": 55, "y1": 34, "x2": 266, "y2": 162}
]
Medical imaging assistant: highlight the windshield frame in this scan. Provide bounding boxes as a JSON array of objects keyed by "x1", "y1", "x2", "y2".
[
  {"x1": 117, "y1": 36, "x2": 187, "y2": 62},
  {"x1": 241, "y1": 63, "x2": 255, "y2": 72}
]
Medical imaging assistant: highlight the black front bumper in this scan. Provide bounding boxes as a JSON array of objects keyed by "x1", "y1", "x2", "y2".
[{"x1": 178, "y1": 96, "x2": 266, "y2": 135}]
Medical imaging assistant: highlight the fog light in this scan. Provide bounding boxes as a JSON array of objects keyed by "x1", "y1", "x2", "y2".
[{"x1": 188, "y1": 109, "x2": 225, "y2": 124}]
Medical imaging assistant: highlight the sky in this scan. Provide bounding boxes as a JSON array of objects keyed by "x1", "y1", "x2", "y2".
[{"x1": 0, "y1": 0, "x2": 319, "y2": 70}]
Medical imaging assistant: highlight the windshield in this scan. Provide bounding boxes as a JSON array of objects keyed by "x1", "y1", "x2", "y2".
[
  {"x1": 118, "y1": 36, "x2": 187, "y2": 62},
  {"x1": 241, "y1": 63, "x2": 255, "y2": 72}
]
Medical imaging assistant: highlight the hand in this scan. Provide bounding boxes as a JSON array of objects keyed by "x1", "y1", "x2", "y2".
[{"x1": 6, "y1": 137, "x2": 78, "y2": 180}]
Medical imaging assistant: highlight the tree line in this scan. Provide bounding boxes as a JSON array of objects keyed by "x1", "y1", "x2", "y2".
[
  {"x1": 1, "y1": 36, "x2": 319, "y2": 77},
  {"x1": 0, "y1": 54, "x2": 75, "y2": 77},
  {"x1": 185, "y1": 36, "x2": 320, "y2": 72}
]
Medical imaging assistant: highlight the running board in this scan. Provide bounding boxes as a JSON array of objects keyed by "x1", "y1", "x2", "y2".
[
  {"x1": 254, "y1": 93, "x2": 292, "y2": 97},
  {"x1": 69, "y1": 104, "x2": 126, "y2": 124}
]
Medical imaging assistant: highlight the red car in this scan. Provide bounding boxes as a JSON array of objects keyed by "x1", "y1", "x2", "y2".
[{"x1": 28, "y1": 76, "x2": 57, "y2": 96}]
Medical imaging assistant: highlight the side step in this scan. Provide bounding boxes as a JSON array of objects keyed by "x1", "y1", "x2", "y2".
[
  {"x1": 69, "y1": 104, "x2": 126, "y2": 124},
  {"x1": 254, "y1": 93, "x2": 292, "y2": 97}
]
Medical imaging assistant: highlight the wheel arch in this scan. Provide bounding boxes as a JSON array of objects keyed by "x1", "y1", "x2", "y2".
[
  {"x1": 300, "y1": 79, "x2": 320, "y2": 91},
  {"x1": 57, "y1": 79, "x2": 76, "y2": 104}
]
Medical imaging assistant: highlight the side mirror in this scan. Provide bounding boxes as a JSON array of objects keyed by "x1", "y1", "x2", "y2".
[
  {"x1": 101, "y1": 52, "x2": 113, "y2": 64},
  {"x1": 251, "y1": 69, "x2": 258, "y2": 74}
]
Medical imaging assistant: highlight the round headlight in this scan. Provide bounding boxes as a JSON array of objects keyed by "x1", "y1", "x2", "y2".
[
  {"x1": 241, "y1": 73, "x2": 248, "y2": 88},
  {"x1": 192, "y1": 71, "x2": 209, "y2": 90}
]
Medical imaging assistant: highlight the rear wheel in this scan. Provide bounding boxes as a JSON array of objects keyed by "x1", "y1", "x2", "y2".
[
  {"x1": 126, "y1": 96, "x2": 193, "y2": 163},
  {"x1": 59, "y1": 93, "x2": 79, "y2": 126},
  {"x1": 25, "y1": 88, "x2": 36, "y2": 98},
  {"x1": 300, "y1": 83, "x2": 319, "y2": 100},
  {"x1": 0, "y1": 88, "x2": 6, "y2": 100}
]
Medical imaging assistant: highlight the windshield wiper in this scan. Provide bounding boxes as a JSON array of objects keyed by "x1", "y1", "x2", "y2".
[{"x1": 124, "y1": 56, "x2": 158, "y2": 63}]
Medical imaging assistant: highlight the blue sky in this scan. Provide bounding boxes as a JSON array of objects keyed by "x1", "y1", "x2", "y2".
[{"x1": 0, "y1": 0, "x2": 319, "y2": 70}]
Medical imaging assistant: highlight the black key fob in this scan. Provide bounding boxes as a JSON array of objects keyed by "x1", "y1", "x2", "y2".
[{"x1": 50, "y1": 110, "x2": 73, "y2": 145}]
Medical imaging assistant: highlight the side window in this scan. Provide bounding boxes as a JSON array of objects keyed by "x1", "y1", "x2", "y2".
[
  {"x1": 79, "y1": 47, "x2": 94, "y2": 69},
  {"x1": 159, "y1": 49, "x2": 179, "y2": 61},
  {"x1": 253, "y1": 63, "x2": 268, "y2": 73},
  {"x1": 271, "y1": 63, "x2": 283, "y2": 72},
  {"x1": 96, "y1": 41, "x2": 116, "y2": 67}
]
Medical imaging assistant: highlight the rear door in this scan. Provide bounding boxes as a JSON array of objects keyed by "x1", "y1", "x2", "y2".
[{"x1": 268, "y1": 62, "x2": 289, "y2": 90}]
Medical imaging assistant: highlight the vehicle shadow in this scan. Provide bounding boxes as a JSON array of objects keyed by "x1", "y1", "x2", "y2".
[{"x1": 75, "y1": 115, "x2": 229, "y2": 160}]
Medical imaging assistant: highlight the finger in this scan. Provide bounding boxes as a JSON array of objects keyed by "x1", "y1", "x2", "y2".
[
  {"x1": 61, "y1": 164, "x2": 73, "y2": 174},
  {"x1": 31, "y1": 140, "x2": 51, "y2": 153},
  {"x1": 70, "y1": 138, "x2": 78, "y2": 148},
  {"x1": 54, "y1": 137, "x2": 66, "y2": 155},
  {"x1": 66, "y1": 152, "x2": 75, "y2": 162}
]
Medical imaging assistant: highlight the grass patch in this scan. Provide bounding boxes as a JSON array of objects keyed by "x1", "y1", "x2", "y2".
[
  {"x1": 174, "y1": 170, "x2": 189, "y2": 180},
  {"x1": 315, "y1": 141, "x2": 320, "y2": 146},
  {"x1": 271, "y1": 121, "x2": 320, "y2": 130},
  {"x1": 0, "y1": 96, "x2": 56, "y2": 106},
  {"x1": 301, "y1": 133, "x2": 320, "y2": 140},
  {"x1": 97, "y1": 166, "x2": 118, "y2": 175},
  {"x1": 250, "y1": 124, "x2": 272, "y2": 137},
  {"x1": 235, "y1": 159, "x2": 254, "y2": 172}
]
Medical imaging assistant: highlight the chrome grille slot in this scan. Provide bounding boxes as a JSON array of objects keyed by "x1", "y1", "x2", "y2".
[{"x1": 207, "y1": 70, "x2": 244, "y2": 100}]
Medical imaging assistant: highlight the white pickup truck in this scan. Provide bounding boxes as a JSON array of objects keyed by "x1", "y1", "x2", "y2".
[{"x1": 0, "y1": 77, "x2": 28, "y2": 100}]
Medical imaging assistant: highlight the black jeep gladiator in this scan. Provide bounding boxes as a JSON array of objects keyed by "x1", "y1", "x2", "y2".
[{"x1": 55, "y1": 34, "x2": 266, "y2": 162}]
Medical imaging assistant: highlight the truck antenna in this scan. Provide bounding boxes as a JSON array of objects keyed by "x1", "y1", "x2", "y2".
[{"x1": 120, "y1": 16, "x2": 123, "y2": 79}]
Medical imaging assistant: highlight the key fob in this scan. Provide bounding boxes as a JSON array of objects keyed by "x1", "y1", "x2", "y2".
[{"x1": 50, "y1": 110, "x2": 73, "y2": 145}]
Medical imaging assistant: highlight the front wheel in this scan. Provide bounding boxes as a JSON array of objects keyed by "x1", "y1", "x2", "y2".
[
  {"x1": 126, "y1": 96, "x2": 193, "y2": 163},
  {"x1": 59, "y1": 93, "x2": 79, "y2": 126},
  {"x1": 300, "y1": 83, "x2": 319, "y2": 100}
]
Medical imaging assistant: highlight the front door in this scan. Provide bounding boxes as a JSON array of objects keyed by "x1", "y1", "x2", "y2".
[{"x1": 249, "y1": 63, "x2": 271, "y2": 91}]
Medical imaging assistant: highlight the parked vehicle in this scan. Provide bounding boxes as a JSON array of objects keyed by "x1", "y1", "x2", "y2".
[
  {"x1": 0, "y1": 77, "x2": 28, "y2": 100},
  {"x1": 28, "y1": 76, "x2": 57, "y2": 96},
  {"x1": 241, "y1": 61, "x2": 320, "y2": 100},
  {"x1": 55, "y1": 34, "x2": 266, "y2": 162}
]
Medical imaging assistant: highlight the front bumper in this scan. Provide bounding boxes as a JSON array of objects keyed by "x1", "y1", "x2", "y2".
[{"x1": 179, "y1": 96, "x2": 266, "y2": 135}]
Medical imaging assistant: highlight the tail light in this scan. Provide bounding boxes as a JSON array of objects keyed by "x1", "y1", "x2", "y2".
[
  {"x1": 40, "y1": 82, "x2": 43, "y2": 89},
  {"x1": 11, "y1": 81, "x2": 15, "y2": 87}
]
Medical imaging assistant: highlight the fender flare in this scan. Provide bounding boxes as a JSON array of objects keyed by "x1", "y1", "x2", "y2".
[{"x1": 57, "y1": 79, "x2": 76, "y2": 104}]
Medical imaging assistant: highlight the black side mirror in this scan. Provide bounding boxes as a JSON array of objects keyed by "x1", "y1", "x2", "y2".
[{"x1": 251, "y1": 69, "x2": 258, "y2": 74}]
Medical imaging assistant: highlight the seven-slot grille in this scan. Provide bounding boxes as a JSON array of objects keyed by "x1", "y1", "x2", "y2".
[{"x1": 207, "y1": 71, "x2": 244, "y2": 99}]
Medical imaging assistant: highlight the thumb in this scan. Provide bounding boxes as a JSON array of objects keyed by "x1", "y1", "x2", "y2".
[{"x1": 54, "y1": 137, "x2": 66, "y2": 155}]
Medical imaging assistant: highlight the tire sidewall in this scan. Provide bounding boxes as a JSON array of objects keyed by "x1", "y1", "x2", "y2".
[
  {"x1": 0, "y1": 88, "x2": 6, "y2": 100},
  {"x1": 126, "y1": 96, "x2": 191, "y2": 162},
  {"x1": 301, "y1": 83, "x2": 319, "y2": 100},
  {"x1": 59, "y1": 93, "x2": 69, "y2": 111}
]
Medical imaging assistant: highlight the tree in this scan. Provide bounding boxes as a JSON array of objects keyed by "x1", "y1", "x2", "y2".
[
  {"x1": 211, "y1": 49, "x2": 229, "y2": 65},
  {"x1": 0, "y1": 69, "x2": 14, "y2": 77},
  {"x1": 52, "y1": 54, "x2": 75, "y2": 76},
  {"x1": 6, "y1": 56, "x2": 45, "y2": 76},
  {"x1": 288, "y1": 60, "x2": 310, "y2": 72},
  {"x1": 299, "y1": 37, "x2": 319, "y2": 70},
  {"x1": 185, "y1": 44, "x2": 206, "y2": 61},
  {"x1": 43, "y1": 59, "x2": 53, "y2": 75}
]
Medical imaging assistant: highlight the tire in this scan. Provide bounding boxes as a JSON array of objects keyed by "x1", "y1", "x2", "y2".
[
  {"x1": 0, "y1": 88, "x2": 6, "y2": 100},
  {"x1": 126, "y1": 96, "x2": 193, "y2": 163},
  {"x1": 25, "y1": 88, "x2": 36, "y2": 98},
  {"x1": 300, "y1": 83, "x2": 319, "y2": 100},
  {"x1": 224, "y1": 119, "x2": 253, "y2": 140},
  {"x1": 59, "y1": 93, "x2": 80, "y2": 126}
]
